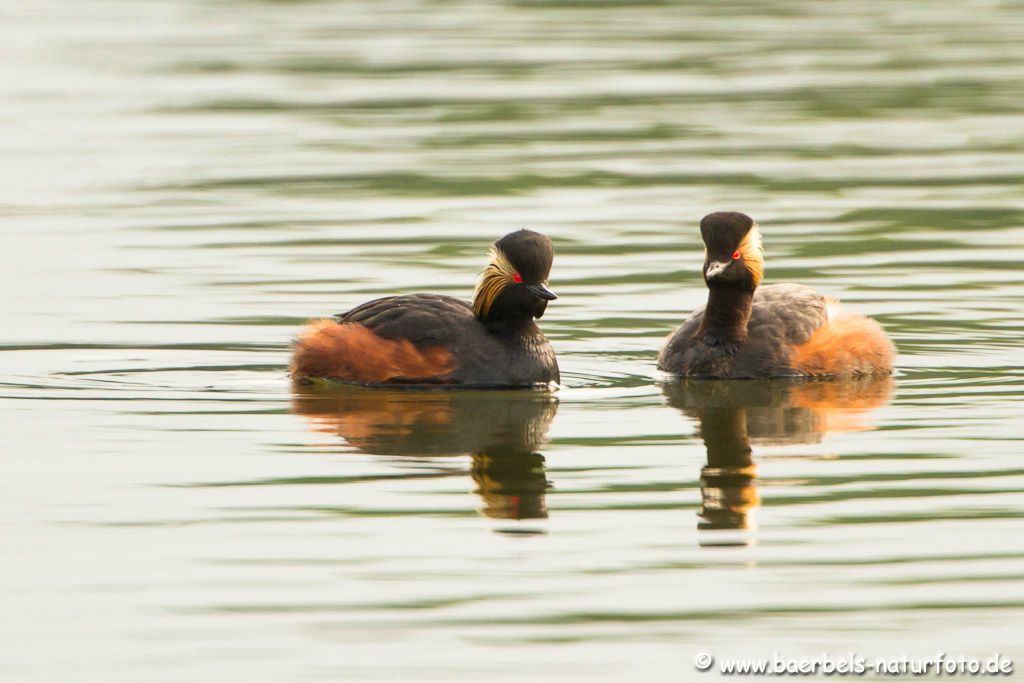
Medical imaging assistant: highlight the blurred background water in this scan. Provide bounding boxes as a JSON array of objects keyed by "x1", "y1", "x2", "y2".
[{"x1": 2, "y1": 0, "x2": 1023, "y2": 680}]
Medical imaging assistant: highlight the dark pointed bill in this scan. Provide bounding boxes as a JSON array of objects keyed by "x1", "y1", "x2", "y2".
[{"x1": 526, "y1": 283, "x2": 558, "y2": 300}]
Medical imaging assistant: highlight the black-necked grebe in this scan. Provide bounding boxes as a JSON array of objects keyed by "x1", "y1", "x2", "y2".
[
  {"x1": 658, "y1": 212, "x2": 894, "y2": 378},
  {"x1": 291, "y1": 229, "x2": 559, "y2": 387}
]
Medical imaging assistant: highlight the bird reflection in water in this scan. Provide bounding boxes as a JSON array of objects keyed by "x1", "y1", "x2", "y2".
[
  {"x1": 291, "y1": 382, "x2": 557, "y2": 527},
  {"x1": 663, "y1": 377, "x2": 893, "y2": 546}
]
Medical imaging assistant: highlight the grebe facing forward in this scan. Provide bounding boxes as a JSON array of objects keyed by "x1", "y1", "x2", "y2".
[
  {"x1": 658, "y1": 212, "x2": 894, "y2": 379},
  {"x1": 291, "y1": 230, "x2": 559, "y2": 388}
]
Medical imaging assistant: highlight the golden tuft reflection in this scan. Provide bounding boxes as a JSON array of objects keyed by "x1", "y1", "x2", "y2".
[
  {"x1": 663, "y1": 377, "x2": 893, "y2": 545},
  {"x1": 292, "y1": 381, "x2": 557, "y2": 523}
]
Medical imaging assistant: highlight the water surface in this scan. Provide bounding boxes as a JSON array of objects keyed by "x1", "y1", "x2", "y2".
[{"x1": 3, "y1": 0, "x2": 1024, "y2": 680}]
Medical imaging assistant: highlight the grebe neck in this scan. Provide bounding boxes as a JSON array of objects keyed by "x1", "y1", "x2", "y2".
[
  {"x1": 484, "y1": 317, "x2": 542, "y2": 338},
  {"x1": 697, "y1": 286, "x2": 754, "y2": 346}
]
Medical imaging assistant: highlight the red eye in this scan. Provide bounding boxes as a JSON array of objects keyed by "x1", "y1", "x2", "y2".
[
  {"x1": 731, "y1": 250, "x2": 741, "y2": 260},
  {"x1": 512, "y1": 272, "x2": 523, "y2": 284}
]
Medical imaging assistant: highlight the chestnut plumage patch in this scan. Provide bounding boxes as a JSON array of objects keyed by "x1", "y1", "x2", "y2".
[
  {"x1": 291, "y1": 320, "x2": 455, "y2": 384},
  {"x1": 789, "y1": 311, "x2": 895, "y2": 376}
]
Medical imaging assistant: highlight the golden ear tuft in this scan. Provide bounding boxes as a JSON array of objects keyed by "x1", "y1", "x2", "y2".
[
  {"x1": 472, "y1": 247, "x2": 518, "y2": 319},
  {"x1": 739, "y1": 223, "x2": 764, "y2": 286}
]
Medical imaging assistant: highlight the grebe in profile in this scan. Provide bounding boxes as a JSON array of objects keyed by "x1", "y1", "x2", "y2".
[
  {"x1": 658, "y1": 212, "x2": 894, "y2": 378},
  {"x1": 291, "y1": 230, "x2": 559, "y2": 388}
]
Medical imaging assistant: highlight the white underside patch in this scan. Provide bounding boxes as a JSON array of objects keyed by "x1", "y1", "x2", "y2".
[{"x1": 825, "y1": 297, "x2": 843, "y2": 321}]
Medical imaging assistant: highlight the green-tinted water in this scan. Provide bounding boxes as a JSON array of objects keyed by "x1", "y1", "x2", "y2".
[{"x1": 3, "y1": 1, "x2": 1023, "y2": 680}]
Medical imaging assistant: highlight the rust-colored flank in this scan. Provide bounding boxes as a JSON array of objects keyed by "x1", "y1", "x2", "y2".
[
  {"x1": 789, "y1": 311, "x2": 895, "y2": 377},
  {"x1": 290, "y1": 319, "x2": 456, "y2": 385}
]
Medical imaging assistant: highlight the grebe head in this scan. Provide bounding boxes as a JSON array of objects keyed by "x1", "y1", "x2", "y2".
[
  {"x1": 473, "y1": 229, "x2": 557, "y2": 323},
  {"x1": 699, "y1": 212, "x2": 764, "y2": 291}
]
